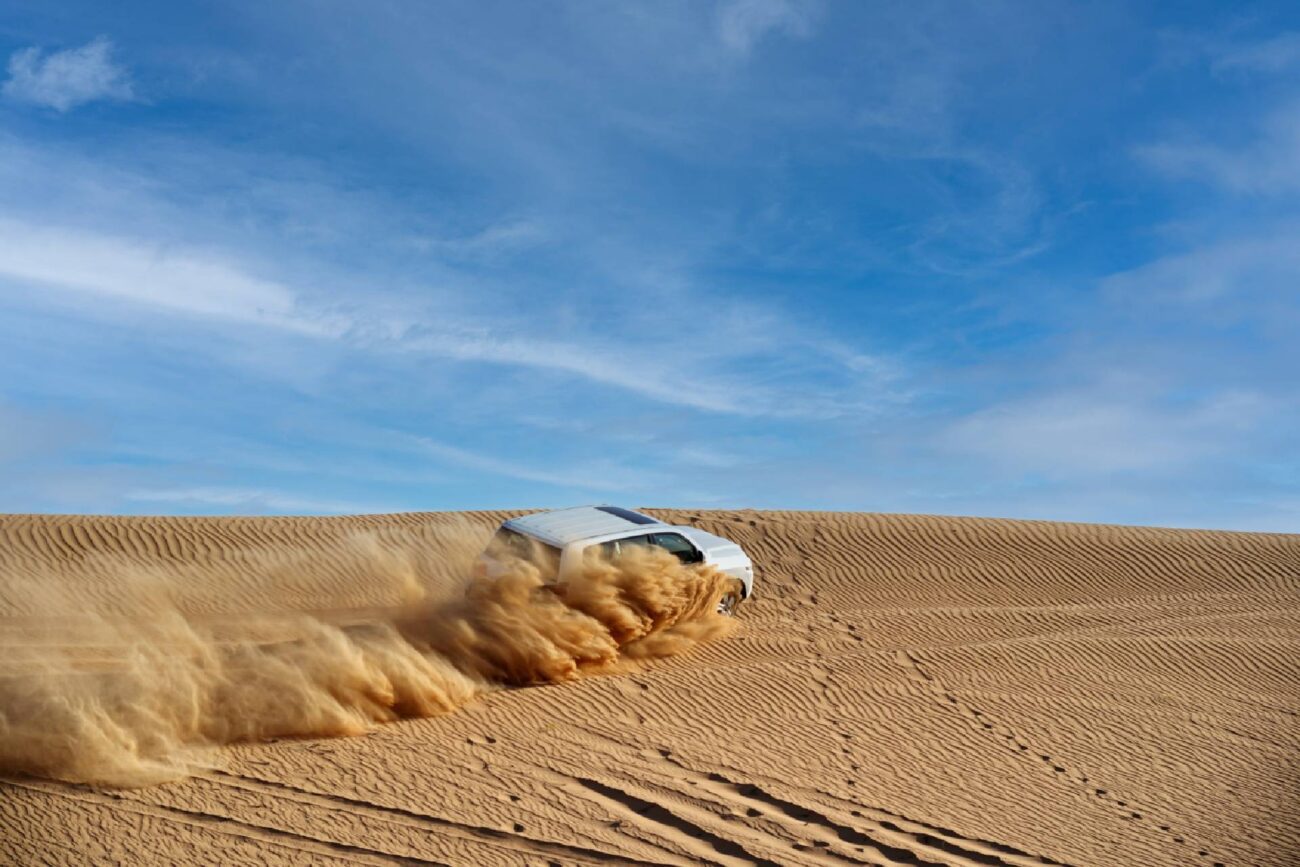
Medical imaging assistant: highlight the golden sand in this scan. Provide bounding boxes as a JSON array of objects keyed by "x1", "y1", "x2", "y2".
[{"x1": 2, "y1": 509, "x2": 1296, "y2": 865}]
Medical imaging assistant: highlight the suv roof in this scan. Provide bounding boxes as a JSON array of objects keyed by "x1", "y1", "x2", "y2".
[{"x1": 503, "y1": 505, "x2": 667, "y2": 547}]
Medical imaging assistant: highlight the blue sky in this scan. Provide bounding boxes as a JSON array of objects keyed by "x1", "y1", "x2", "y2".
[{"x1": 0, "y1": 2, "x2": 1297, "y2": 530}]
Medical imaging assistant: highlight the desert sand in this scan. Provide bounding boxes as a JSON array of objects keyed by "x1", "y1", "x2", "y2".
[{"x1": 1, "y1": 508, "x2": 1297, "y2": 866}]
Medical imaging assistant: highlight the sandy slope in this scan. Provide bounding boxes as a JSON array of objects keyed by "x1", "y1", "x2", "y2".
[{"x1": 1, "y1": 509, "x2": 1297, "y2": 866}]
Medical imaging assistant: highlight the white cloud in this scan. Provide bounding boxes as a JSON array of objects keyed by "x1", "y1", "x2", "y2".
[
  {"x1": 1136, "y1": 102, "x2": 1300, "y2": 195},
  {"x1": 717, "y1": 0, "x2": 813, "y2": 55},
  {"x1": 1100, "y1": 230, "x2": 1300, "y2": 308},
  {"x1": 1210, "y1": 31, "x2": 1300, "y2": 75},
  {"x1": 408, "y1": 219, "x2": 548, "y2": 260},
  {"x1": 410, "y1": 435, "x2": 654, "y2": 492},
  {"x1": 402, "y1": 328, "x2": 762, "y2": 415},
  {"x1": 3, "y1": 37, "x2": 133, "y2": 112},
  {"x1": 938, "y1": 389, "x2": 1268, "y2": 479},
  {"x1": 0, "y1": 218, "x2": 346, "y2": 334},
  {"x1": 0, "y1": 217, "x2": 852, "y2": 416}
]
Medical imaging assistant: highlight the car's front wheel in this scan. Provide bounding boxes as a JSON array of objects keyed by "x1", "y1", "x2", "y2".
[{"x1": 717, "y1": 580, "x2": 744, "y2": 616}]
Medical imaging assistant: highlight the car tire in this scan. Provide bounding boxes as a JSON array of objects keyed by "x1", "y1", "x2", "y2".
[{"x1": 717, "y1": 580, "x2": 744, "y2": 616}]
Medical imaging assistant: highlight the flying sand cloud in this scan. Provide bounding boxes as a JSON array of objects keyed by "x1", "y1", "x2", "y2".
[{"x1": 0, "y1": 542, "x2": 734, "y2": 786}]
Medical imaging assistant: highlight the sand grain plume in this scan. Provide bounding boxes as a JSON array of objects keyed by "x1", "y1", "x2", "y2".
[{"x1": 0, "y1": 530, "x2": 734, "y2": 786}]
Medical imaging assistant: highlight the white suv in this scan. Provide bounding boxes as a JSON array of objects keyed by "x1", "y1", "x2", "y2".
[{"x1": 478, "y1": 505, "x2": 755, "y2": 614}]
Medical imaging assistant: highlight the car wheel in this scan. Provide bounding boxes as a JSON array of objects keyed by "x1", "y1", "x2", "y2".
[{"x1": 717, "y1": 581, "x2": 744, "y2": 616}]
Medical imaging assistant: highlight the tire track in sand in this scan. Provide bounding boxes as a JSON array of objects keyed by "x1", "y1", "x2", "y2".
[
  {"x1": 894, "y1": 650, "x2": 1228, "y2": 867},
  {"x1": 200, "y1": 769, "x2": 665, "y2": 866},
  {"x1": 4, "y1": 777, "x2": 444, "y2": 866},
  {"x1": 568, "y1": 727, "x2": 1071, "y2": 867}
]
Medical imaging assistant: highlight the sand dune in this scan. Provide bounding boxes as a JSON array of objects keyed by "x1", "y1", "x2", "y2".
[{"x1": 1, "y1": 509, "x2": 1297, "y2": 865}]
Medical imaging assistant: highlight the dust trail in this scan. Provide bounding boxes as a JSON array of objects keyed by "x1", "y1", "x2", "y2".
[{"x1": 0, "y1": 545, "x2": 735, "y2": 787}]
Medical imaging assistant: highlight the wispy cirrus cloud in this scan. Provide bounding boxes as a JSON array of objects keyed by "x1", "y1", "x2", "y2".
[
  {"x1": 1208, "y1": 30, "x2": 1300, "y2": 75},
  {"x1": 1136, "y1": 101, "x2": 1300, "y2": 195},
  {"x1": 1140, "y1": 27, "x2": 1300, "y2": 195},
  {"x1": 409, "y1": 435, "x2": 657, "y2": 493},
  {"x1": 0, "y1": 214, "x2": 883, "y2": 418},
  {"x1": 0, "y1": 218, "x2": 340, "y2": 334},
  {"x1": 716, "y1": 0, "x2": 815, "y2": 55},
  {"x1": 1101, "y1": 229, "x2": 1300, "y2": 311},
  {"x1": 3, "y1": 36, "x2": 133, "y2": 112},
  {"x1": 936, "y1": 388, "x2": 1270, "y2": 479}
]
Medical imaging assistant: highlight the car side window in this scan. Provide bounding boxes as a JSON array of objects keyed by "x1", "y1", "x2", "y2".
[
  {"x1": 597, "y1": 535, "x2": 655, "y2": 560},
  {"x1": 599, "y1": 534, "x2": 704, "y2": 564},
  {"x1": 649, "y1": 533, "x2": 703, "y2": 564}
]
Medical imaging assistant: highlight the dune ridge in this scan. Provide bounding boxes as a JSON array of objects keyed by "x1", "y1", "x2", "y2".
[{"x1": 2, "y1": 509, "x2": 1297, "y2": 866}]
